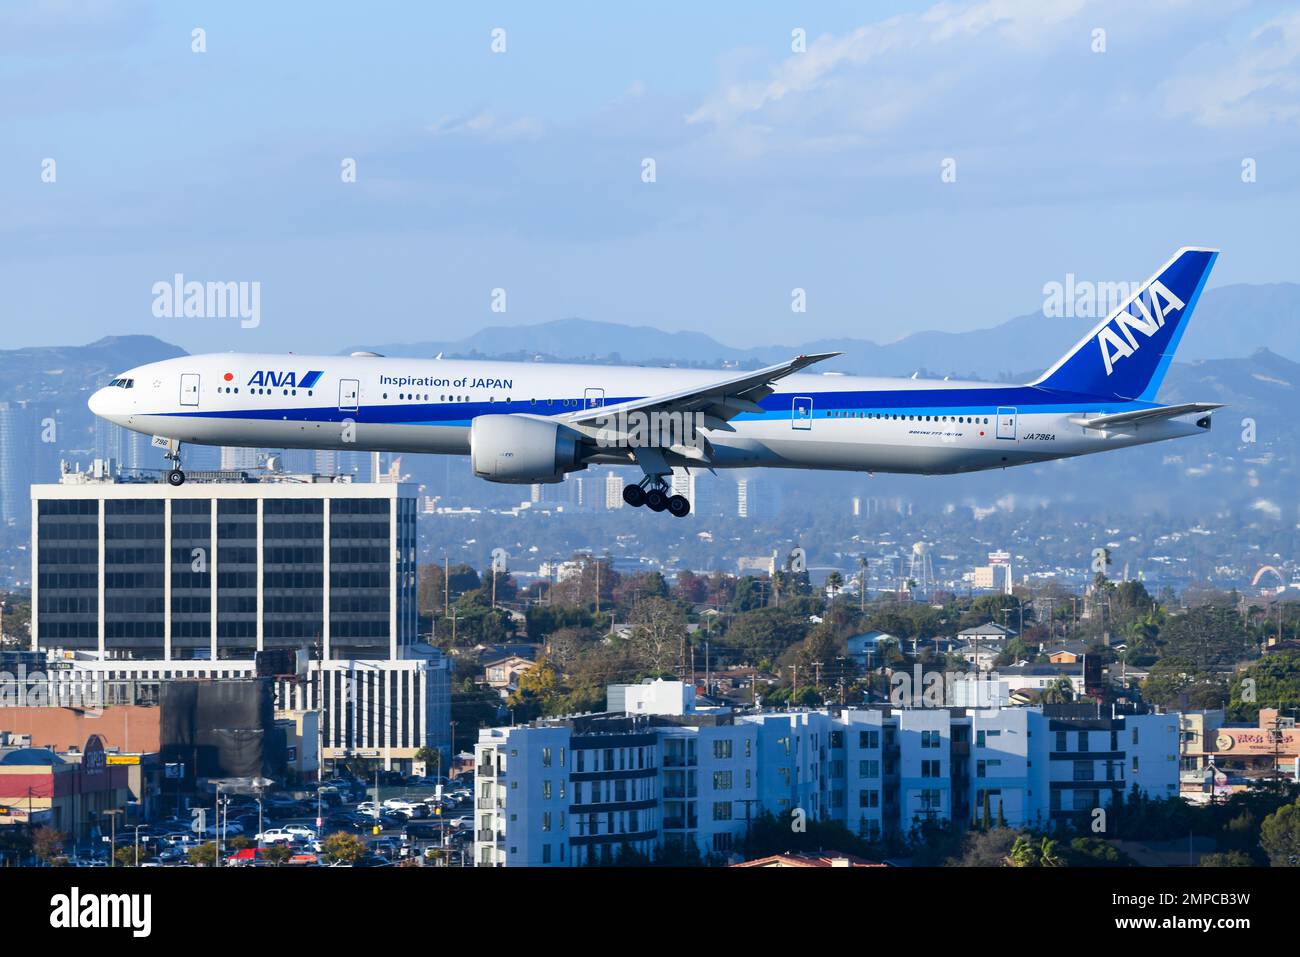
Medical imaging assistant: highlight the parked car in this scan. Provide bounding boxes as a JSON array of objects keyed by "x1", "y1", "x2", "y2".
[{"x1": 254, "y1": 827, "x2": 297, "y2": 844}]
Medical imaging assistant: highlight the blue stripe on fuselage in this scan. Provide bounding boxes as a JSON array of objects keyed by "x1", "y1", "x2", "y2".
[{"x1": 144, "y1": 384, "x2": 1152, "y2": 427}]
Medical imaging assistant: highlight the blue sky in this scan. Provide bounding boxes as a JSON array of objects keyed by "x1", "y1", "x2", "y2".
[{"x1": 2, "y1": 0, "x2": 1299, "y2": 355}]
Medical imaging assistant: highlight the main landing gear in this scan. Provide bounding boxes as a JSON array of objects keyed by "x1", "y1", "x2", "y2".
[
  {"x1": 164, "y1": 441, "x2": 186, "y2": 487},
  {"x1": 622, "y1": 478, "x2": 690, "y2": 517}
]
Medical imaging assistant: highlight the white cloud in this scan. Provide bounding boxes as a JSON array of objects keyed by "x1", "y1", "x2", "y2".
[{"x1": 1162, "y1": 11, "x2": 1300, "y2": 128}]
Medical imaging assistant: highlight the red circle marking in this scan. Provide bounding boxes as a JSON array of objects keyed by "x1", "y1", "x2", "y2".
[
  {"x1": 979, "y1": 431, "x2": 985, "y2": 436},
  {"x1": 224, "y1": 372, "x2": 234, "y2": 381}
]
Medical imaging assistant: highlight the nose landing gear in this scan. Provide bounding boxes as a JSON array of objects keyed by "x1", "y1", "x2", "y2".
[
  {"x1": 163, "y1": 440, "x2": 186, "y2": 486},
  {"x1": 621, "y1": 478, "x2": 691, "y2": 517}
]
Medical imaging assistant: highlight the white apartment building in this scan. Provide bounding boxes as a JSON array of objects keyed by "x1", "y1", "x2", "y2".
[{"x1": 474, "y1": 680, "x2": 1180, "y2": 866}]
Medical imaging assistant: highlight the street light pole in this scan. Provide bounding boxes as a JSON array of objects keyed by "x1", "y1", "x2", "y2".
[{"x1": 103, "y1": 809, "x2": 122, "y2": 867}]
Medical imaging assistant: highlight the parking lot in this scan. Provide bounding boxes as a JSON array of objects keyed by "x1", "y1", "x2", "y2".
[{"x1": 60, "y1": 776, "x2": 476, "y2": 867}]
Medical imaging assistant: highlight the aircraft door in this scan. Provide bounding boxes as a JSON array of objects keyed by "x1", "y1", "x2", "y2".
[
  {"x1": 339, "y1": 378, "x2": 360, "y2": 412},
  {"x1": 996, "y1": 407, "x2": 1017, "y2": 440},
  {"x1": 180, "y1": 373, "x2": 200, "y2": 407},
  {"x1": 792, "y1": 396, "x2": 813, "y2": 430},
  {"x1": 584, "y1": 388, "x2": 605, "y2": 409}
]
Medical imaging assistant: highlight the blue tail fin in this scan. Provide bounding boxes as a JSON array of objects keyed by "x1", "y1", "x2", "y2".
[{"x1": 1032, "y1": 247, "x2": 1218, "y2": 401}]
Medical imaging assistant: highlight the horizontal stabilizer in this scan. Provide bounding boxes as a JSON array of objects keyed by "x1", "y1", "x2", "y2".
[{"x1": 1070, "y1": 402, "x2": 1222, "y2": 430}]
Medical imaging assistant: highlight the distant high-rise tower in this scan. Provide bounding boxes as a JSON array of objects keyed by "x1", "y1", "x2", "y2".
[
  {"x1": 736, "y1": 478, "x2": 750, "y2": 518},
  {"x1": 670, "y1": 470, "x2": 697, "y2": 515},
  {"x1": 605, "y1": 472, "x2": 624, "y2": 509},
  {"x1": 221, "y1": 447, "x2": 261, "y2": 471},
  {"x1": 852, "y1": 496, "x2": 861, "y2": 517}
]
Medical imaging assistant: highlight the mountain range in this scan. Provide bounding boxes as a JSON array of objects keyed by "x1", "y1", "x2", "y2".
[{"x1": 343, "y1": 282, "x2": 1300, "y2": 379}]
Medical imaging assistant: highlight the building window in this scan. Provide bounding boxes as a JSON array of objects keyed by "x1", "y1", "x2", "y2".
[
  {"x1": 712, "y1": 801, "x2": 732, "y2": 821},
  {"x1": 858, "y1": 759, "x2": 880, "y2": 779},
  {"x1": 713, "y1": 739, "x2": 733, "y2": 759},
  {"x1": 712, "y1": 770, "x2": 733, "y2": 791},
  {"x1": 921, "y1": 760, "x2": 940, "y2": 778},
  {"x1": 542, "y1": 780, "x2": 552, "y2": 800},
  {"x1": 859, "y1": 730, "x2": 880, "y2": 749},
  {"x1": 542, "y1": 747, "x2": 552, "y2": 767}
]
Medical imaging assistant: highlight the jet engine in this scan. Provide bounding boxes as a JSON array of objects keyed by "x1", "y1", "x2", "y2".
[{"x1": 470, "y1": 414, "x2": 587, "y2": 484}]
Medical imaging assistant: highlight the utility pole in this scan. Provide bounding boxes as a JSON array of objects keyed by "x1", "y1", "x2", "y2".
[
  {"x1": 443, "y1": 555, "x2": 449, "y2": 618},
  {"x1": 812, "y1": 660, "x2": 823, "y2": 690}
]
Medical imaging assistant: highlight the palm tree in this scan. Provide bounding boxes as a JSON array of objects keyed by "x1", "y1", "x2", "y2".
[{"x1": 1040, "y1": 677, "x2": 1075, "y2": 704}]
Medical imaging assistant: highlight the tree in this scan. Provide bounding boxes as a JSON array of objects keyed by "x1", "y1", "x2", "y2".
[
  {"x1": 1040, "y1": 677, "x2": 1075, "y2": 704},
  {"x1": 1008, "y1": 835, "x2": 1064, "y2": 867},
  {"x1": 626, "y1": 597, "x2": 688, "y2": 674},
  {"x1": 322, "y1": 831, "x2": 367, "y2": 865},
  {"x1": 188, "y1": 842, "x2": 219, "y2": 866},
  {"x1": 114, "y1": 845, "x2": 138, "y2": 867},
  {"x1": 415, "y1": 745, "x2": 443, "y2": 780},
  {"x1": 262, "y1": 844, "x2": 294, "y2": 866},
  {"x1": 1259, "y1": 799, "x2": 1300, "y2": 866},
  {"x1": 506, "y1": 659, "x2": 563, "y2": 721},
  {"x1": 1228, "y1": 650, "x2": 1300, "y2": 722},
  {"x1": 1200, "y1": 851, "x2": 1254, "y2": 867},
  {"x1": 30, "y1": 826, "x2": 66, "y2": 866},
  {"x1": 955, "y1": 827, "x2": 1019, "y2": 866}
]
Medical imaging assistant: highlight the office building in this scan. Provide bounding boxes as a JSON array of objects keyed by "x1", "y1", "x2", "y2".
[
  {"x1": 31, "y1": 465, "x2": 417, "y2": 661},
  {"x1": 473, "y1": 681, "x2": 1180, "y2": 866}
]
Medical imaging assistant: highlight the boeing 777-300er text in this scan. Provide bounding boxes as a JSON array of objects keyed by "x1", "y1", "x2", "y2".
[{"x1": 91, "y1": 247, "x2": 1221, "y2": 517}]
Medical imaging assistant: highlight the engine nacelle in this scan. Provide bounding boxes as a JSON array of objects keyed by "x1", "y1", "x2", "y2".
[{"x1": 470, "y1": 414, "x2": 585, "y2": 484}]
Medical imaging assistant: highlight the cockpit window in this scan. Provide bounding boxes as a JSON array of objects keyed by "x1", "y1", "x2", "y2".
[{"x1": 107, "y1": 378, "x2": 134, "y2": 389}]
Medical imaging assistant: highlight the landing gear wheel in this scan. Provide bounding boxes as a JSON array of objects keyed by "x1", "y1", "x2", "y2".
[
  {"x1": 622, "y1": 484, "x2": 647, "y2": 508},
  {"x1": 667, "y1": 494, "x2": 691, "y2": 518},
  {"x1": 167, "y1": 469, "x2": 186, "y2": 487},
  {"x1": 645, "y1": 488, "x2": 668, "y2": 512}
]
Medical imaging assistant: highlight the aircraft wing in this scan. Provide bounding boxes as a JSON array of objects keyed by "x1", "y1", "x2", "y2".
[
  {"x1": 1069, "y1": 402, "x2": 1223, "y2": 430},
  {"x1": 563, "y1": 352, "x2": 841, "y2": 428}
]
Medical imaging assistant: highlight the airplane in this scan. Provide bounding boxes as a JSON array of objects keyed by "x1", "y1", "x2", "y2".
[{"x1": 90, "y1": 247, "x2": 1221, "y2": 518}]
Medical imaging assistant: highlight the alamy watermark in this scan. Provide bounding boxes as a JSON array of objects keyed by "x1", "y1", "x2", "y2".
[
  {"x1": 1042, "y1": 274, "x2": 1141, "y2": 319},
  {"x1": 593, "y1": 410, "x2": 707, "y2": 451},
  {"x1": 151, "y1": 274, "x2": 261, "y2": 328}
]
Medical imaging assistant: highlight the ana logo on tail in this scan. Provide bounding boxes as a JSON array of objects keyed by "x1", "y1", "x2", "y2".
[{"x1": 1096, "y1": 280, "x2": 1186, "y2": 376}]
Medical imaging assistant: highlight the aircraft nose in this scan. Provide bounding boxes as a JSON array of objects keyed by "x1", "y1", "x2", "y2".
[{"x1": 88, "y1": 387, "x2": 113, "y2": 418}]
